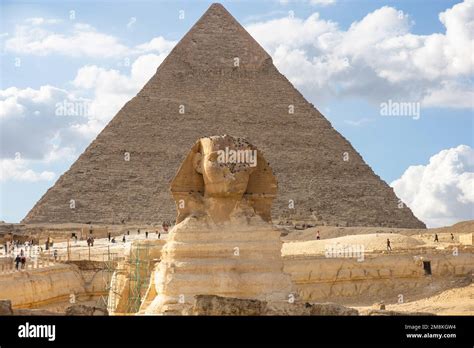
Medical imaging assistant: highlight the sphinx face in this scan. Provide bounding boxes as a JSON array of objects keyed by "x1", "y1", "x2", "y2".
[{"x1": 195, "y1": 138, "x2": 256, "y2": 198}]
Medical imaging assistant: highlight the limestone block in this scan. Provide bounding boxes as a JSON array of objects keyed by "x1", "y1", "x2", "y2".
[{"x1": 0, "y1": 299, "x2": 13, "y2": 315}]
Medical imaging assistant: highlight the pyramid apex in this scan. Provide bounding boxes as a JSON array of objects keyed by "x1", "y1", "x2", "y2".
[
  {"x1": 204, "y1": 3, "x2": 230, "y2": 16},
  {"x1": 152, "y1": 1, "x2": 271, "y2": 73}
]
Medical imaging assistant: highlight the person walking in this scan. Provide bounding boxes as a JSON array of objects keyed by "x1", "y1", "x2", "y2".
[
  {"x1": 386, "y1": 238, "x2": 392, "y2": 251},
  {"x1": 316, "y1": 231, "x2": 320, "y2": 240},
  {"x1": 145, "y1": 231, "x2": 149, "y2": 239},
  {"x1": 122, "y1": 235, "x2": 126, "y2": 243},
  {"x1": 108, "y1": 232, "x2": 111, "y2": 242},
  {"x1": 15, "y1": 254, "x2": 21, "y2": 270},
  {"x1": 434, "y1": 234, "x2": 439, "y2": 242},
  {"x1": 451, "y1": 233, "x2": 454, "y2": 241}
]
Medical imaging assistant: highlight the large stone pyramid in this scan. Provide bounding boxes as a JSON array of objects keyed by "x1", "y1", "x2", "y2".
[{"x1": 23, "y1": 3, "x2": 425, "y2": 228}]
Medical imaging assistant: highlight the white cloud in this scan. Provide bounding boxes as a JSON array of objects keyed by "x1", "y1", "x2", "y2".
[
  {"x1": 72, "y1": 53, "x2": 167, "y2": 133},
  {"x1": 0, "y1": 157, "x2": 55, "y2": 182},
  {"x1": 4, "y1": 17, "x2": 176, "y2": 58},
  {"x1": 344, "y1": 117, "x2": 374, "y2": 126},
  {"x1": 0, "y1": 52, "x2": 169, "y2": 185},
  {"x1": 247, "y1": 0, "x2": 474, "y2": 108},
  {"x1": 135, "y1": 36, "x2": 177, "y2": 54},
  {"x1": 391, "y1": 145, "x2": 474, "y2": 228},
  {"x1": 25, "y1": 17, "x2": 62, "y2": 26},
  {"x1": 5, "y1": 21, "x2": 129, "y2": 58},
  {"x1": 0, "y1": 85, "x2": 91, "y2": 160},
  {"x1": 310, "y1": 0, "x2": 336, "y2": 6},
  {"x1": 422, "y1": 81, "x2": 474, "y2": 109}
]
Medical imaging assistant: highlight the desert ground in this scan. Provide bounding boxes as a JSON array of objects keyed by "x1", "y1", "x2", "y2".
[{"x1": 0, "y1": 220, "x2": 472, "y2": 315}]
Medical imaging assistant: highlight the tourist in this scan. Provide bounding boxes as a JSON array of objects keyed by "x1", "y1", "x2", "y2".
[
  {"x1": 386, "y1": 239, "x2": 392, "y2": 251},
  {"x1": 316, "y1": 231, "x2": 320, "y2": 240},
  {"x1": 158, "y1": 232, "x2": 161, "y2": 240},
  {"x1": 15, "y1": 254, "x2": 21, "y2": 270},
  {"x1": 127, "y1": 230, "x2": 130, "y2": 236},
  {"x1": 21, "y1": 255, "x2": 26, "y2": 269},
  {"x1": 451, "y1": 233, "x2": 454, "y2": 241},
  {"x1": 108, "y1": 232, "x2": 111, "y2": 242},
  {"x1": 111, "y1": 237, "x2": 116, "y2": 243},
  {"x1": 137, "y1": 229, "x2": 140, "y2": 235},
  {"x1": 434, "y1": 234, "x2": 439, "y2": 242},
  {"x1": 122, "y1": 235, "x2": 126, "y2": 243},
  {"x1": 145, "y1": 231, "x2": 149, "y2": 239},
  {"x1": 20, "y1": 249, "x2": 24, "y2": 257},
  {"x1": 53, "y1": 250, "x2": 58, "y2": 261}
]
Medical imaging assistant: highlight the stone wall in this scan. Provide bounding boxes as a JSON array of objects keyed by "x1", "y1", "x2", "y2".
[
  {"x1": 0, "y1": 262, "x2": 109, "y2": 310},
  {"x1": 284, "y1": 252, "x2": 473, "y2": 302},
  {"x1": 459, "y1": 233, "x2": 473, "y2": 245}
]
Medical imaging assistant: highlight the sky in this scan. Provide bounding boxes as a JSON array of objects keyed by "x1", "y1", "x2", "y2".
[{"x1": 0, "y1": 0, "x2": 473, "y2": 227}]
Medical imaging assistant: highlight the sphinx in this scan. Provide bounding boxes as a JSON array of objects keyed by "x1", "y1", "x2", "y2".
[{"x1": 140, "y1": 135, "x2": 293, "y2": 314}]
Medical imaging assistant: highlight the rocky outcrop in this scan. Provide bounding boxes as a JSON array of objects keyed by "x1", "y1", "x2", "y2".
[
  {"x1": 0, "y1": 262, "x2": 110, "y2": 310},
  {"x1": 65, "y1": 304, "x2": 108, "y2": 316},
  {"x1": 367, "y1": 309, "x2": 435, "y2": 316},
  {"x1": 0, "y1": 299, "x2": 13, "y2": 315},
  {"x1": 190, "y1": 295, "x2": 359, "y2": 316},
  {"x1": 191, "y1": 295, "x2": 267, "y2": 315},
  {"x1": 283, "y1": 252, "x2": 474, "y2": 302},
  {"x1": 0, "y1": 264, "x2": 86, "y2": 308}
]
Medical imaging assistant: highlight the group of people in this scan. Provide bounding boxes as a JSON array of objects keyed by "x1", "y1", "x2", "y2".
[
  {"x1": 113, "y1": 222, "x2": 170, "y2": 244},
  {"x1": 14, "y1": 252, "x2": 26, "y2": 270}
]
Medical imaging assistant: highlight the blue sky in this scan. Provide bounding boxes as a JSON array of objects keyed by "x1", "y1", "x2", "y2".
[{"x1": 1, "y1": 0, "x2": 473, "y2": 226}]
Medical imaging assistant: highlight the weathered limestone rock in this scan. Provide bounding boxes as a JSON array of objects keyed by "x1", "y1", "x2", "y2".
[
  {"x1": 65, "y1": 304, "x2": 108, "y2": 316},
  {"x1": 0, "y1": 299, "x2": 13, "y2": 315},
  {"x1": 0, "y1": 264, "x2": 86, "y2": 309},
  {"x1": 459, "y1": 233, "x2": 473, "y2": 245},
  {"x1": 108, "y1": 239, "x2": 165, "y2": 315},
  {"x1": 191, "y1": 295, "x2": 267, "y2": 315},
  {"x1": 283, "y1": 252, "x2": 474, "y2": 302},
  {"x1": 367, "y1": 309, "x2": 435, "y2": 316},
  {"x1": 22, "y1": 3, "x2": 425, "y2": 229},
  {"x1": 190, "y1": 295, "x2": 359, "y2": 316},
  {"x1": 140, "y1": 136, "x2": 293, "y2": 314}
]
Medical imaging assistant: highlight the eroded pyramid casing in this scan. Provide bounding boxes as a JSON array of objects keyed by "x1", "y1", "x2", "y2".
[{"x1": 23, "y1": 3, "x2": 425, "y2": 229}]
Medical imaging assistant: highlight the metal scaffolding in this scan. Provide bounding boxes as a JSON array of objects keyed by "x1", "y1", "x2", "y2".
[
  {"x1": 127, "y1": 242, "x2": 151, "y2": 313},
  {"x1": 100, "y1": 248, "x2": 123, "y2": 313}
]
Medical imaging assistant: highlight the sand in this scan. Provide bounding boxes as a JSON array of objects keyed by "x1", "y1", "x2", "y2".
[{"x1": 282, "y1": 233, "x2": 424, "y2": 256}]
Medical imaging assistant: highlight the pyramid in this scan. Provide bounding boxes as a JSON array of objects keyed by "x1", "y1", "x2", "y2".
[{"x1": 23, "y1": 3, "x2": 425, "y2": 228}]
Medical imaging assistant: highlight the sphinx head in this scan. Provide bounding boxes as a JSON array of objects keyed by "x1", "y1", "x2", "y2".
[
  {"x1": 171, "y1": 135, "x2": 277, "y2": 224},
  {"x1": 193, "y1": 135, "x2": 257, "y2": 199}
]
